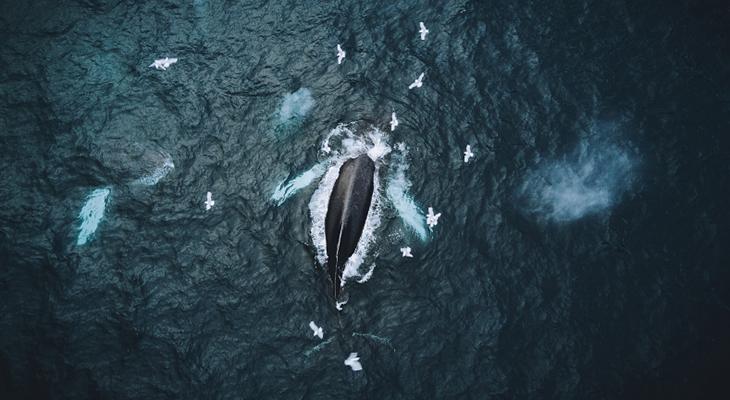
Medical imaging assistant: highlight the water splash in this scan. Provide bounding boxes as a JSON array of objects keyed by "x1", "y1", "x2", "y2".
[
  {"x1": 518, "y1": 128, "x2": 638, "y2": 222},
  {"x1": 357, "y1": 264, "x2": 376, "y2": 283},
  {"x1": 386, "y1": 143, "x2": 428, "y2": 241},
  {"x1": 309, "y1": 125, "x2": 391, "y2": 287},
  {"x1": 77, "y1": 187, "x2": 111, "y2": 246},
  {"x1": 271, "y1": 162, "x2": 327, "y2": 206},
  {"x1": 133, "y1": 154, "x2": 174, "y2": 186}
]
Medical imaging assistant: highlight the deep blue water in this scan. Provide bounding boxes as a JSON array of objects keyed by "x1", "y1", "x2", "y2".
[{"x1": 1, "y1": 0, "x2": 729, "y2": 399}]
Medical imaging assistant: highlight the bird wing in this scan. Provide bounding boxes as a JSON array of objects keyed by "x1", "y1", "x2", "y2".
[{"x1": 309, "y1": 321, "x2": 318, "y2": 332}]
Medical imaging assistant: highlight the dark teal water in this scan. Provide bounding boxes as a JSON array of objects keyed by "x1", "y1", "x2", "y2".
[{"x1": 1, "y1": 0, "x2": 729, "y2": 399}]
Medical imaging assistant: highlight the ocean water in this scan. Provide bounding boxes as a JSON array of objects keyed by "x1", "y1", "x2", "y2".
[{"x1": 1, "y1": 0, "x2": 729, "y2": 399}]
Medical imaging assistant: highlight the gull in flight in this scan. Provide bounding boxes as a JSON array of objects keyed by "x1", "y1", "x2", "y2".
[
  {"x1": 463, "y1": 145, "x2": 474, "y2": 163},
  {"x1": 419, "y1": 22, "x2": 429, "y2": 40},
  {"x1": 337, "y1": 44, "x2": 346, "y2": 65},
  {"x1": 390, "y1": 112, "x2": 399, "y2": 131},
  {"x1": 336, "y1": 298, "x2": 348, "y2": 311},
  {"x1": 309, "y1": 321, "x2": 324, "y2": 339},
  {"x1": 344, "y1": 352, "x2": 363, "y2": 371},
  {"x1": 426, "y1": 207, "x2": 441, "y2": 229},
  {"x1": 204, "y1": 191, "x2": 215, "y2": 211},
  {"x1": 400, "y1": 247, "x2": 413, "y2": 258},
  {"x1": 149, "y1": 57, "x2": 178, "y2": 71},
  {"x1": 408, "y1": 73, "x2": 425, "y2": 90}
]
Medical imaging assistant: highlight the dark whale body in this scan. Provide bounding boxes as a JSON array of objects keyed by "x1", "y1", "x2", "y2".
[{"x1": 325, "y1": 154, "x2": 375, "y2": 299}]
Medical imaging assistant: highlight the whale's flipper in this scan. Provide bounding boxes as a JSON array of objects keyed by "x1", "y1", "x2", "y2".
[{"x1": 325, "y1": 154, "x2": 375, "y2": 299}]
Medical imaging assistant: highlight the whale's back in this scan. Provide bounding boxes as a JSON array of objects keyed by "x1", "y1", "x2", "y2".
[{"x1": 325, "y1": 154, "x2": 375, "y2": 298}]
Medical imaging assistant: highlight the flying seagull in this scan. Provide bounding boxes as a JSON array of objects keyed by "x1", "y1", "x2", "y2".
[
  {"x1": 419, "y1": 22, "x2": 429, "y2": 40},
  {"x1": 336, "y1": 298, "x2": 348, "y2": 311},
  {"x1": 408, "y1": 73, "x2": 425, "y2": 90},
  {"x1": 149, "y1": 57, "x2": 178, "y2": 70},
  {"x1": 400, "y1": 247, "x2": 413, "y2": 258},
  {"x1": 344, "y1": 352, "x2": 363, "y2": 371},
  {"x1": 309, "y1": 321, "x2": 324, "y2": 339},
  {"x1": 337, "y1": 44, "x2": 346, "y2": 65},
  {"x1": 390, "y1": 112, "x2": 399, "y2": 131},
  {"x1": 463, "y1": 145, "x2": 474, "y2": 163},
  {"x1": 426, "y1": 207, "x2": 441, "y2": 229},
  {"x1": 204, "y1": 191, "x2": 215, "y2": 211}
]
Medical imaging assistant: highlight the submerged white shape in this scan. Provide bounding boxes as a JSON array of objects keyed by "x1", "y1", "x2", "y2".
[
  {"x1": 419, "y1": 22, "x2": 429, "y2": 40},
  {"x1": 344, "y1": 352, "x2": 362, "y2": 371},
  {"x1": 518, "y1": 129, "x2": 637, "y2": 222},
  {"x1": 390, "y1": 112, "x2": 399, "y2": 132},
  {"x1": 204, "y1": 191, "x2": 215, "y2": 211},
  {"x1": 149, "y1": 57, "x2": 178, "y2": 70},
  {"x1": 426, "y1": 207, "x2": 441, "y2": 229},
  {"x1": 400, "y1": 247, "x2": 413, "y2": 258},
  {"x1": 278, "y1": 88, "x2": 315, "y2": 124},
  {"x1": 77, "y1": 187, "x2": 111, "y2": 246},
  {"x1": 335, "y1": 299, "x2": 348, "y2": 311},
  {"x1": 337, "y1": 44, "x2": 346, "y2": 65},
  {"x1": 133, "y1": 154, "x2": 174, "y2": 186},
  {"x1": 271, "y1": 162, "x2": 327, "y2": 206},
  {"x1": 357, "y1": 264, "x2": 376, "y2": 283},
  {"x1": 386, "y1": 144, "x2": 428, "y2": 240},
  {"x1": 463, "y1": 144, "x2": 474, "y2": 163},
  {"x1": 408, "y1": 73, "x2": 424, "y2": 90},
  {"x1": 309, "y1": 321, "x2": 324, "y2": 339}
]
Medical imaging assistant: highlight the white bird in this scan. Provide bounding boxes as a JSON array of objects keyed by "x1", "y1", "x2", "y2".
[
  {"x1": 426, "y1": 207, "x2": 441, "y2": 229},
  {"x1": 390, "y1": 112, "x2": 399, "y2": 131},
  {"x1": 337, "y1": 44, "x2": 346, "y2": 65},
  {"x1": 149, "y1": 57, "x2": 178, "y2": 71},
  {"x1": 400, "y1": 247, "x2": 413, "y2": 258},
  {"x1": 344, "y1": 352, "x2": 363, "y2": 371},
  {"x1": 336, "y1": 299, "x2": 348, "y2": 311},
  {"x1": 408, "y1": 73, "x2": 425, "y2": 90},
  {"x1": 463, "y1": 145, "x2": 474, "y2": 163},
  {"x1": 309, "y1": 321, "x2": 324, "y2": 339},
  {"x1": 204, "y1": 191, "x2": 215, "y2": 211},
  {"x1": 419, "y1": 22, "x2": 429, "y2": 40}
]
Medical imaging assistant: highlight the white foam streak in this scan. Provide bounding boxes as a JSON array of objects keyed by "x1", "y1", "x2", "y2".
[{"x1": 357, "y1": 264, "x2": 376, "y2": 283}]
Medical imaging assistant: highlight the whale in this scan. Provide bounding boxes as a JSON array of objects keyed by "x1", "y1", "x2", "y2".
[{"x1": 325, "y1": 154, "x2": 376, "y2": 298}]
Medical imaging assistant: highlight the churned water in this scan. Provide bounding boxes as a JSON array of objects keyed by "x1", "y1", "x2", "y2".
[{"x1": 1, "y1": 0, "x2": 729, "y2": 399}]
